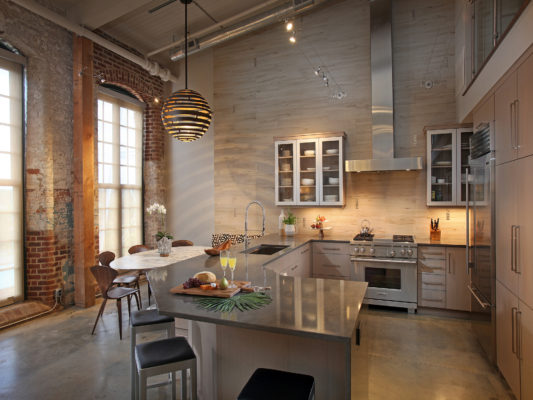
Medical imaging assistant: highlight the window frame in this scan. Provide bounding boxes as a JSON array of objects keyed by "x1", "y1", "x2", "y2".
[
  {"x1": 97, "y1": 87, "x2": 145, "y2": 257},
  {"x1": 0, "y1": 47, "x2": 26, "y2": 306}
]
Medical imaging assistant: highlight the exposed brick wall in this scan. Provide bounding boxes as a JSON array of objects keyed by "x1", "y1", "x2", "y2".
[
  {"x1": 92, "y1": 44, "x2": 169, "y2": 250},
  {"x1": 0, "y1": 0, "x2": 74, "y2": 306}
]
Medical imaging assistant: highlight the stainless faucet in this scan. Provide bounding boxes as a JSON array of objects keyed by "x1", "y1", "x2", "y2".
[{"x1": 244, "y1": 200, "x2": 265, "y2": 247}]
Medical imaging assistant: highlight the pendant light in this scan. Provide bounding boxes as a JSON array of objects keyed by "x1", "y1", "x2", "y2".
[{"x1": 161, "y1": 0, "x2": 212, "y2": 142}]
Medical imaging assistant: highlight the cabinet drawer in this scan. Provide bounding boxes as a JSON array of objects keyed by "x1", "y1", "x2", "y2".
[
  {"x1": 313, "y1": 242, "x2": 350, "y2": 255},
  {"x1": 313, "y1": 273, "x2": 349, "y2": 281},
  {"x1": 418, "y1": 258, "x2": 446, "y2": 274},
  {"x1": 419, "y1": 272, "x2": 445, "y2": 290},
  {"x1": 418, "y1": 288, "x2": 446, "y2": 308},
  {"x1": 418, "y1": 246, "x2": 446, "y2": 260},
  {"x1": 313, "y1": 253, "x2": 350, "y2": 277}
]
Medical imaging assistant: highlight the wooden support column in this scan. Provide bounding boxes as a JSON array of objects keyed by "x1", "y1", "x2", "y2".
[{"x1": 73, "y1": 35, "x2": 96, "y2": 307}]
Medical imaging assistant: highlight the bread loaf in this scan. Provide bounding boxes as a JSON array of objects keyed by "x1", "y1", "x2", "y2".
[{"x1": 193, "y1": 271, "x2": 216, "y2": 284}]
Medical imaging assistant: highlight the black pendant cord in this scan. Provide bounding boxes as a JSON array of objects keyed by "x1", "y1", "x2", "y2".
[{"x1": 184, "y1": 1, "x2": 188, "y2": 89}]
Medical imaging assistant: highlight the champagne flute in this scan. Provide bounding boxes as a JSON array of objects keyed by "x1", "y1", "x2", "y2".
[
  {"x1": 220, "y1": 250, "x2": 228, "y2": 278},
  {"x1": 228, "y1": 250, "x2": 237, "y2": 288}
]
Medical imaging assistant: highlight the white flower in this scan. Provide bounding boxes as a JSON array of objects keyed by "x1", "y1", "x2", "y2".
[{"x1": 146, "y1": 203, "x2": 167, "y2": 215}]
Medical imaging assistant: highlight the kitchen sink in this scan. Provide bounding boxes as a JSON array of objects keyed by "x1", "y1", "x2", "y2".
[{"x1": 242, "y1": 244, "x2": 290, "y2": 255}]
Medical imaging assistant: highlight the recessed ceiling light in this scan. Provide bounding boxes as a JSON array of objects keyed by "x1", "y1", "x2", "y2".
[
  {"x1": 286, "y1": 21, "x2": 293, "y2": 31},
  {"x1": 289, "y1": 34, "x2": 296, "y2": 44}
]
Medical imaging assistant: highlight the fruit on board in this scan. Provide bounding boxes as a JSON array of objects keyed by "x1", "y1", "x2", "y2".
[
  {"x1": 219, "y1": 277, "x2": 229, "y2": 290},
  {"x1": 194, "y1": 271, "x2": 217, "y2": 284},
  {"x1": 183, "y1": 278, "x2": 201, "y2": 289}
]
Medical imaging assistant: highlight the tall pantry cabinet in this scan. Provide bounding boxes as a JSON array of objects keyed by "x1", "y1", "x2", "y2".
[{"x1": 492, "y1": 51, "x2": 533, "y2": 400}]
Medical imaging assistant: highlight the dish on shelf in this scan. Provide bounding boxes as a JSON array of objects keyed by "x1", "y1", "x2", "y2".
[
  {"x1": 328, "y1": 177, "x2": 339, "y2": 185},
  {"x1": 325, "y1": 149, "x2": 339, "y2": 155},
  {"x1": 437, "y1": 178, "x2": 445, "y2": 184},
  {"x1": 306, "y1": 167, "x2": 316, "y2": 172},
  {"x1": 324, "y1": 194, "x2": 339, "y2": 202},
  {"x1": 322, "y1": 166, "x2": 331, "y2": 170},
  {"x1": 301, "y1": 178, "x2": 315, "y2": 186},
  {"x1": 301, "y1": 194, "x2": 314, "y2": 201},
  {"x1": 281, "y1": 163, "x2": 291, "y2": 171},
  {"x1": 303, "y1": 150, "x2": 315, "y2": 156},
  {"x1": 281, "y1": 178, "x2": 292, "y2": 186},
  {"x1": 282, "y1": 198, "x2": 292, "y2": 202},
  {"x1": 434, "y1": 161, "x2": 452, "y2": 166},
  {"x1": 281, "y1": 150, "x2": 291, "y2": 157},
  {"x1": 435, "y1": 145, "x2": 452, "y2": 151}
]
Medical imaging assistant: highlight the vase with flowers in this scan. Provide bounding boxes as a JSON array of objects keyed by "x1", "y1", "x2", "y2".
[{"x1": 146, "y1": 203, "x2": 173, "y2": 257}]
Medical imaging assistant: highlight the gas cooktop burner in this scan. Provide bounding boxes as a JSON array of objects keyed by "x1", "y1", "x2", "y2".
[
  {"x1": 393, "y1": 235, "x2": 414, "y2": 243},
  {"x1": 353, "y1": 233, "x2": 374, "y2": 241}
]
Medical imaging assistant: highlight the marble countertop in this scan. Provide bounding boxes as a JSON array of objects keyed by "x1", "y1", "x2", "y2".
[
  {"x1": 110, "y1": 246, "x2": 209, "y2": 270},
  {"x1": 148, "y1": 234, "x2": 367, "y2": 342}
]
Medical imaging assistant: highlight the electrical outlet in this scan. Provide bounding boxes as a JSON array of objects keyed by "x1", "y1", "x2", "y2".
[
  {"x1": 54, "y1": 288, "x2": 62, "y2": 302},
  {"x1": 446, "y1": 210, "x2": 450, "y2": 220}
]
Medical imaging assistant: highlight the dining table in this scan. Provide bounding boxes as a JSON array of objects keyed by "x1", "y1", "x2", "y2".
[{"x1": 109, "y1": 245, "x2": 209, "y2": 271}]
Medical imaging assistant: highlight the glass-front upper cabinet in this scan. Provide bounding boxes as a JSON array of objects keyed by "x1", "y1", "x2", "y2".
[
  {"x1": 275, "y1": 140, "x2": 297, "y2": 205},
  {"x1": 426, "y1": 127, "x2": 473, "y2": 206},
  {"x1": 275, "y1": 133, "x2": 345, "y2": 206}
]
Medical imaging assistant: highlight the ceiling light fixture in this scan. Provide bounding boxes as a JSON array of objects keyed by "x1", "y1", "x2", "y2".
[
  {"x1": 285, "y1": 21, "x2": 293, "y2": 31},
  {"x1": 161, "y1": 0, "x2": 212, "y2": 142},
  {"x1": 289, "y1": 33, "x2": 296, "y2": 44}
]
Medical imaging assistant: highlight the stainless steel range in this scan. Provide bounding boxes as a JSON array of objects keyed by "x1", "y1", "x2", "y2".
[{"x1": 351, "y1": 235, "x2": 418, "y2": 313}]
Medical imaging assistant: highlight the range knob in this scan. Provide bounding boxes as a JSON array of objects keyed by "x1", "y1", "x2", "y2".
[
  {"x1": 369, "y1": 248, "x2": 375, "y2": 255},
  {"x1": 359, "y1": 247, "x2": 366, "y2": 254},
  {"x1": 389, "y1": 250, "x2": 396, "y2": 257},
  {"x1": 407, "y1": 249, "x2": 413, "y2": 257},
  {"x1": 400, "y1": 249, "x2": 406, "y2": 256},
  {"x1": 353, "y1": 247, "x2": 359, "y2": 254}
]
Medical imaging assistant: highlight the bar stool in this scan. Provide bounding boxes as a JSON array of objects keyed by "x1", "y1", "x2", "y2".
[
  {"x1": 238, "y1": 368, "x2": 315, "y2": 400},
  {"x1": 130, "y1": 310, "x2": 175, "y2": 400},
  {"x1": 135, "y1": 336, "x2": 197, "y2": 400}
]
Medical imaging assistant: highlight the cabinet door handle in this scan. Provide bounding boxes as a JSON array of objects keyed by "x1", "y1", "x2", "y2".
[
  {"x1": 512, "y1": 307, "x2": 517, "y2": 355},
  {"x1": 448, "y1": 253, "x2": 452, "y2": 274},
  {"x1": 515, "y1": 225, "x2": 520, "y2": 274},
  {"x1": 514, "y1": 99, "x2": 520, "y2": 150},
  {"x1": 511, "y1": 225, "x2": 516, "y2": 272},
  {"x1": 510, "y1": 101, "x2": 515, "y2": 150},
  {"x1": 290, "y1": 264, "x2": 299, "y2": 271},
  {"x1": 323, "y1": 247, "x2": 341, "y2": 251},
  {"x1": 300, "y1": 248, "x2": 310, "y2": 255},
  {"x1": 516, "y1": 310, "x2": 522, "y2": 360}
]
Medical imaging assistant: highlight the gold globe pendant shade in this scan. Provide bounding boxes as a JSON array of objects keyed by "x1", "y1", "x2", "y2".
[{"x1": 161, "y1": 89, "x2": 212, "y2": 142}]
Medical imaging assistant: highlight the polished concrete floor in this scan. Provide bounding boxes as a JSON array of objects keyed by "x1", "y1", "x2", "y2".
[{"x1": 0, "y1": 287, "x2": 514, "y2": 400}]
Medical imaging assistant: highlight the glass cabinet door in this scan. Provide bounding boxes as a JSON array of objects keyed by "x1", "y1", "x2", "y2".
[
  {"x1": 275, "y1": 140, "x2": 296, "y2": 205},
  {"x1": 297, "y1": 139, "x2": 319, "y2": 205},
  {"x1": 320, "y1": 137, "x2": 343, "y2": 205},
  {"x1": 427, "y1": 130, "x2": 457, "y2": 205},
  {"x1": 457, "y1": 128, "x2": 474, "y2": 205}
]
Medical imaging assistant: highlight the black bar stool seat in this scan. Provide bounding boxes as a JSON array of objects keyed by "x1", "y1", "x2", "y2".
[
  {"x1": 136, "y1": 337, "x2": 195, "y2": 369},
  {"x1": 131, "y1": 309, "x2": 174, "y2": 327},
  {"x1": 238, "y1": 368, "x2": 315, "y2": 400}
]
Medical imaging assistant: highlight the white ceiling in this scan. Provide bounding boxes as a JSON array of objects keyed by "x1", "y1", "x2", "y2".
[{"x1": 47, "y1": 0, "x2": 274, "y2": 62}]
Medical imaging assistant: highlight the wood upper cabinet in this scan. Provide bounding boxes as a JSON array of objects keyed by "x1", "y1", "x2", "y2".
[
  {"x1": 275, "y1": 133, "x2": 345, "y2": 207},
  {"x1": 495, "y1": 70, "x2": 518, "y2": 165},
  {"x1": 495, "y1": 161, "x2": 519, "y2": 296},
  {"x1": 497, "y1": 280, "x2": 521, "y2": 399},
  {"x1": 445, "y1": 247, "x2": 470, "y2": 312},
  {"x1": 517, "y1": 53, "x2": 533, "y2": 159}
]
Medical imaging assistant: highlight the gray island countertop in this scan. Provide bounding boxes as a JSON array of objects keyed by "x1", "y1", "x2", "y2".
[{"x1": 148, "y1": 234, "x2": 367, "y2": 342}]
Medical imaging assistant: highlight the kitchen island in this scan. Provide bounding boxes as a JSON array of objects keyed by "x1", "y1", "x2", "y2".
[{"x1": 148, "y1": 234, "x2": 368, "y2": 400}]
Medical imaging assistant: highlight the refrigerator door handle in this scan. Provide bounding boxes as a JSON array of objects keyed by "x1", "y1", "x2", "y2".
[
  {"x1": 517, "y1": 310, "x2": 522, "y2": 360},
  {"x1": 511, "y1": 225, "x2": 516, "y2": 272},
  {"x1": 515, "y1": 225, "x2": 520, "y2": 274},
  {"x1": 466, "y1": 167, "x2": 470, "y2": 274},
  {"x1": 512, "y1": 307, "x2": 517, "y2": 355}
]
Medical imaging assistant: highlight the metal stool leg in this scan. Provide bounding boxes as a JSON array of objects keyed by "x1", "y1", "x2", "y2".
[
  {"x1": 131, "y1": 326, "x2": 137, "y2": 400},
  {"x1": 191, "y1": 362, "x2": 197, "y2": 400},
  {"x1": 181, "y1": 369, "x2": 187, "y2": 400},
  {"x1": 139, "y1": 370, "x2": 147, "y2": 400}
]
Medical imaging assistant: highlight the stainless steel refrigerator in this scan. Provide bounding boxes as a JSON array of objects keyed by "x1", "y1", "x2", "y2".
[{"x1": 466, "y1": 122, "x2": 496, "y2": 364}]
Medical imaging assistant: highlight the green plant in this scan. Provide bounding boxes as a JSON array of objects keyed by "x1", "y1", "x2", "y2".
[
  {"x1": 156, "y1": 231, "x2": 173, "y2": 240},
  {"x1": 194, "y1": 292, "x2": 272, "y2": 312},
  {"x1": 282, "y1": 211, "x2": 296, "y2": 225}
]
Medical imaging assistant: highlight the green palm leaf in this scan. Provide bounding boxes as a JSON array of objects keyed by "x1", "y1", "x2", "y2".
[{"x1": 194, "y1": 292, "x2": 272, "y2": 313}]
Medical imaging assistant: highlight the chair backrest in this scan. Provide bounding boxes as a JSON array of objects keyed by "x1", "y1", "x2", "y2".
[
  {"x1": 90, "y1": 265, "x2": 118, "y2": 299},
  {"x1": 98, "y1": 251, "x2": 115, "y2": 267},
  {"x1": 172, "y1": 240, "x2": 194, "y2": 247},
  {"x1": 128, "y1": 244, "x2": 150, "y2": 254}
]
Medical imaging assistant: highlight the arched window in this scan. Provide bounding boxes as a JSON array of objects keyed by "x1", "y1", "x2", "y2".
[
  {"x1": 97, "y1": 86, "x2": 144, "y2": 256},
  {"x1": 0, "y1": 48, "x2": 24, "y2": 306}
]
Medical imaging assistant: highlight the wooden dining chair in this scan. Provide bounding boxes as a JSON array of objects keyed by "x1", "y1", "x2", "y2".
[
  {"x1": 90, "y1": 265, "x2": 140, "y2": 340},
  {"x1": 128, "y1": 244, "x2": 152, "y2": 306},
  {"x1": 98, "y1": 251, "x2": 142, "y2": 305},
  {"x1": 172, "y1": 239, "x2": 194, "y2": 247}
]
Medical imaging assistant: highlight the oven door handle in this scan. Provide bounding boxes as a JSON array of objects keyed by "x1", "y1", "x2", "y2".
[{"x1": 350, "y1": 257, "x2": 417, "y2": 264}]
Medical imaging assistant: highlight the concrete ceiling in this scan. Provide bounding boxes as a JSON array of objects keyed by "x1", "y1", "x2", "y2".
[{"x1": 47, "y1": 0, "x2": 276, "y2": 59}]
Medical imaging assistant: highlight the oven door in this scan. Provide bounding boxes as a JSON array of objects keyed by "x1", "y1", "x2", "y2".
[{"x1": 352, "y1": 257, "x2": 417, "y2": 303}]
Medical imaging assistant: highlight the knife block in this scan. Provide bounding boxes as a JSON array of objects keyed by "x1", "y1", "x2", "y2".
[{"x1": 430, "y1": 229, "x2": 441, "y2": 241}]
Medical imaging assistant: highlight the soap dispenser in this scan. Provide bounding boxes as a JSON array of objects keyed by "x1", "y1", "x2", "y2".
[{"x1": 279, "y1": 209, "x2": 286, "y2": 236}]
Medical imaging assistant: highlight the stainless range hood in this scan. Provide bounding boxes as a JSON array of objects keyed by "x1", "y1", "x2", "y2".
[{"x1": 345, "y1": 0, "x2": 423, "y2": 172}]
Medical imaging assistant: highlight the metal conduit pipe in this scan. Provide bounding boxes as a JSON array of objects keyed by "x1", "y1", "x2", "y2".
[
  {"x1": 169, "y1": 0, "x2": 327, "y2": 62},
  {"x1": 9, "y1": 0, "x2": 178, "y2": 82}
]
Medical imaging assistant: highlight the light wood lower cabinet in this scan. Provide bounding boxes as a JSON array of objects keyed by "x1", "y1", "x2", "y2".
[
  {"x1": 496, "y1": 280, "x2": 522, "y2": 399},
  {"x1": 312, "y1": 242, "x2": 351, "y2": 280},
  {"x1": 520, "y1": 300, "x2": 533, "y2": 400},
  {"x1": 417, "y1": 245, "x2": 470, "y2": 311}
]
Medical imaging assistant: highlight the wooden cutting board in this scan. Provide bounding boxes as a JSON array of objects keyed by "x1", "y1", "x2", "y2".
[{"x1": 170, "y1": 280, "x2": 252, "y2": 298}]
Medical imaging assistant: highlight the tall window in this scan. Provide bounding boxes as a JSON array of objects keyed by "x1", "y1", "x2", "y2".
[
  {"x1": 0, "y1": 55, "x2": 23, "y2": 306},
  {"x1": 97, "y1": 91, "x2": 143, "y2": 257}
]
